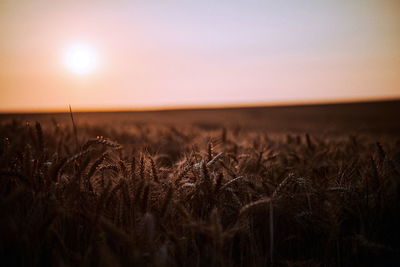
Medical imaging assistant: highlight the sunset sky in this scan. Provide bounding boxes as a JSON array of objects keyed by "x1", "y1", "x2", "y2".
[{"x1": 1, "y1": 0, "x2": 399, "y2": 112}]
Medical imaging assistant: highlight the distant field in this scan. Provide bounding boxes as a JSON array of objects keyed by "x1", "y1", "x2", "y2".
[
  {"x1": 1, "y1": 100, "x2": 400, "y2": 134},
  {"x1": 0, "y1": 100, "x2": 399, "y2": 266}
]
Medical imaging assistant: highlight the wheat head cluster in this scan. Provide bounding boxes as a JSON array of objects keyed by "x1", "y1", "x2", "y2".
[{"x1": 0, "y1": 118, "x2": 399, "y2": 266}]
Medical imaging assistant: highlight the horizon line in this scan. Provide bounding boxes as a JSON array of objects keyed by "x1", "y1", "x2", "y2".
[{"x1": 1, "y1": 96, "x2": 399, "y2": 114}]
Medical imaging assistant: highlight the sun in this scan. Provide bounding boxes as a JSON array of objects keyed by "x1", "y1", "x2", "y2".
[{"x1": 63, "y1": 43, "x2": 98, "y2": 75}]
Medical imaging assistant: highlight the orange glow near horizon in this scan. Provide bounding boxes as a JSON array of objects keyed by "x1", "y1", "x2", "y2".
[{"x1": 1, "y1": 0, "x2": 400, "y2": 112}]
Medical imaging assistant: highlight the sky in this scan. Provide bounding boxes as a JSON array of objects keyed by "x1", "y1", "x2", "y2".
[{"x1": 1, "y1": 0, "x2": 399, "y2": 112}]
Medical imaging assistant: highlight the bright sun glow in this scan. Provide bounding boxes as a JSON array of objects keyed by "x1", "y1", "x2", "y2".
[{"x1": 63, "y1": 43, "x2": 98, "y2": 75}]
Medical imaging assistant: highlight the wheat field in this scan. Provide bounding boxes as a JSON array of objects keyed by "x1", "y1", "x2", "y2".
[{"x1": 0, "y1": 102, "x2": 400, "y2": 266}]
